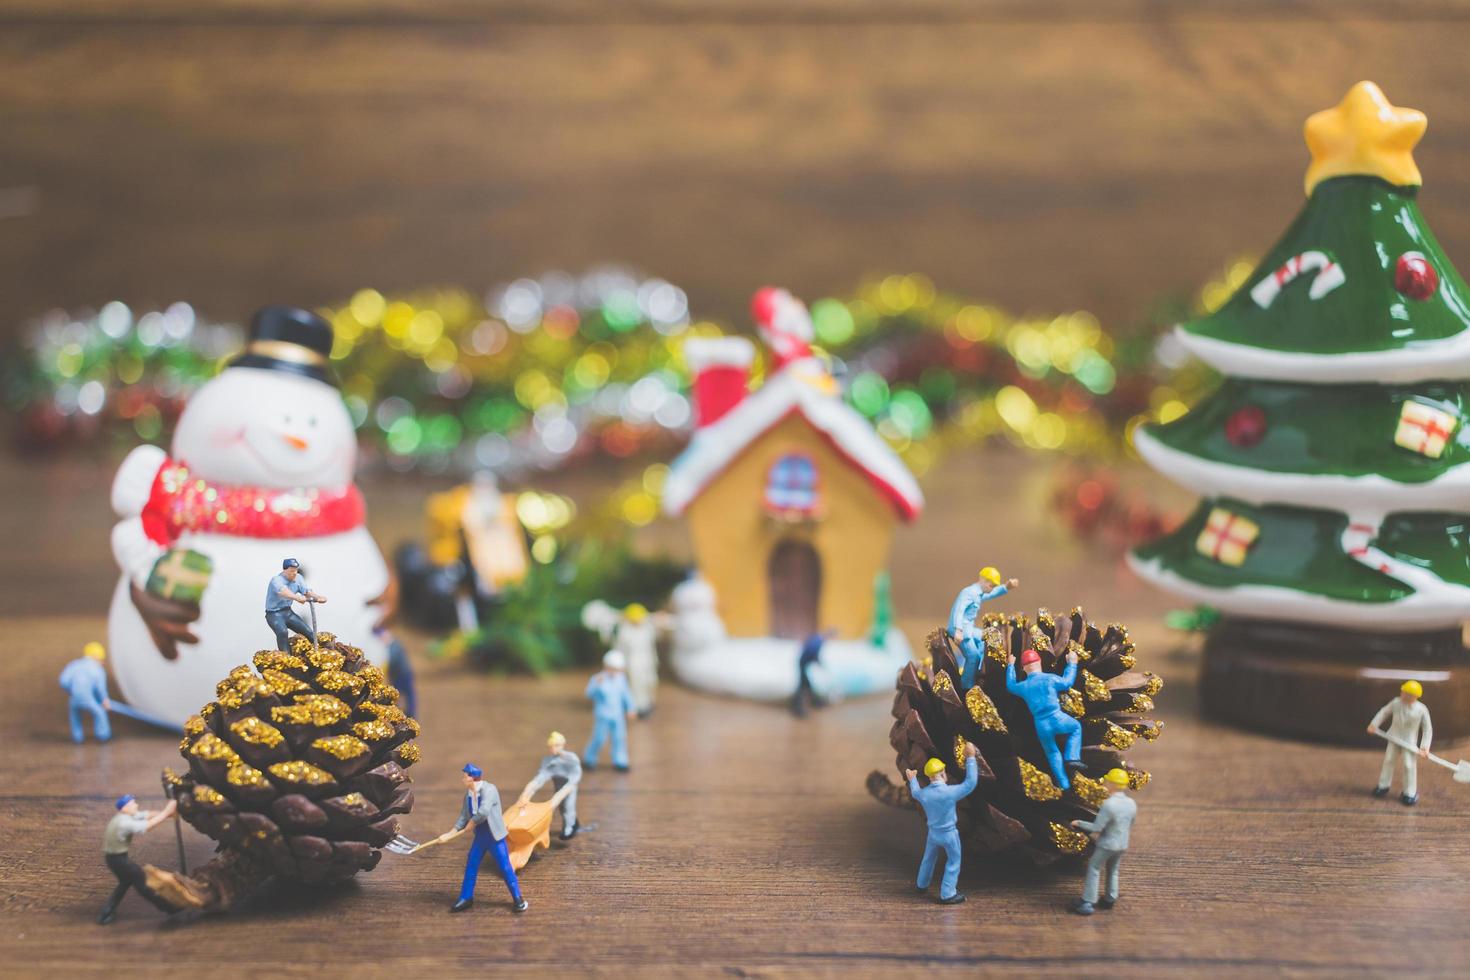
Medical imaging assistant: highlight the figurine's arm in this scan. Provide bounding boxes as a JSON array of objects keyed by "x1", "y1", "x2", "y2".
[
  {"x1": 141, "y1": 799, "x2": 178, "y2": 833},
  {"x1": 516, "y1": 767, "x2": 551, "y2": 806},
  {"x1": 981, "y1": 584, "x2": 1009, "y2": 603},
  {"x1": 1367, "y1": 700, "x2": 1394, "y2": 733},
  {"x1": 1057, "y1": 660, "x2": 1078, "y2": 688},
  {"x1": 585, "y1": 675, "x2": 599, "y2": 700},
  {"x1": 955, "y1": 754, "x2": 980, "y2": 797},
  {"x1": 1072, "y1": 798, "x2": 1112, "y2": 835},
  {"x1": 905, "y1": 770, "x2": 920, "y2": 796},
  {"x1": 1419, "y1": 708, "x2": 1433, "y2": 753},
  {"x1": 92, "y1": 665, "x2": 111, "y2": 708},
  {"x1": 110, "y1": 445, "x2": 170, "y2": 585},
  {"x1": 1004, "y1": 663, "x2": 1023, "y2": 695}
]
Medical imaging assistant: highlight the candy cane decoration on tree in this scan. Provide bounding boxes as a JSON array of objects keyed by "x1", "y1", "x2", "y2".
[{"x1": 1249, "y1": 250, "x2": 1347, "y2": 308}]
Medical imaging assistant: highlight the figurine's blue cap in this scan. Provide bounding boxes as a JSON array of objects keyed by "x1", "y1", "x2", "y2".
[
  {"x1": 462, "y1": 763, "x2": 482, "y2": 779},
  {"x1": 282, "y1": 558, "x2": 300, "y2": 569},
  {"x1": 115, "y1": 794, "x2": 135, "y2": 810}
]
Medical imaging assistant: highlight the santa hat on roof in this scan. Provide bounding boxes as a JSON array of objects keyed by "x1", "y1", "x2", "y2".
[{"x1": 750, "y1": 287, "x2": 814, "y2": 370}]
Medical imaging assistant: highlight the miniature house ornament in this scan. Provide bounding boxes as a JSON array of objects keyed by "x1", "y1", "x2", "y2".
[
  {"x1": 1129, "y1": 82, "x2": 1470, "y2": 740},
  {"x1": 107, "y1": 306, "x2": 394, "y2": 727},
  {"x1": 662, "y1": 287, "x2": 924, "y2": 701}
]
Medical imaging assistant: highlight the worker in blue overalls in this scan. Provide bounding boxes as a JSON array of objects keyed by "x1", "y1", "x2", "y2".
[
  {"x1": 1006, "y1": 646, "x2": 1085, "y2": 790},
  {"x1": 583, "y1": 651, "x2": 636, "y2": 772},
  {"x1": 947, "y1": 567, "x2": 1018, "y2": 688},
  {"x1": 427, "y1": 763, "x2": 528, "y2": 914},
  {"x1": 59, "y1": 642, "x2": 112, "y2": 743}
]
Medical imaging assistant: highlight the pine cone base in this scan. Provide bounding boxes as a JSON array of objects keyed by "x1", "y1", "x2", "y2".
[
  {"x1": 161, "y1": 633, "x2": 419, "y2": 911},
  {"x1": 869, "y1": 608, "x2": 1163, "y2": 863}
]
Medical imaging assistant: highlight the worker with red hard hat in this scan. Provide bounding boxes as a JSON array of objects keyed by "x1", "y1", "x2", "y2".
[{"x1": 1006, "y1": 645, "x2": 1085, "y2": 790}]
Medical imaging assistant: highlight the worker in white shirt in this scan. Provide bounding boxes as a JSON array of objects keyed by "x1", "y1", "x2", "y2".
[{"x1": 1367, "y1": 679, "x2": 1433, "y2": 806}]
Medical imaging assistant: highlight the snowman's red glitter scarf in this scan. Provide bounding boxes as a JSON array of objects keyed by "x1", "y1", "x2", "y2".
[{"x1": 141, "y1": 457, "x2": 366, "y2": 544}]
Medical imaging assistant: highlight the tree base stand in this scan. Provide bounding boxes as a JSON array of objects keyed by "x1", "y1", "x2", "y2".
[{"x1": 1202, "y1": 617, "x2": 1470, "y2": 744}]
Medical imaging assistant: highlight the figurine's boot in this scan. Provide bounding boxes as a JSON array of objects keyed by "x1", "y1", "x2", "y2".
[
  {"x1": 513, "y1": 897, "x2": 529, "y2": 913},
  {"x1": 1072, "y1": 899, "x2": 1095, "y2": 916},
  {"x1": 1371, "y1": 785, "x2": 1391, "y2": 797},
  {"x1": 450, "y1": 898, "x2": 473, "y2": 913},
  {"x1": 939, "y1": 893, "x2": 966, "y2": 905},
  {"x1": 1097, "y1": 896, "x2": 1116, "y2": 909}
]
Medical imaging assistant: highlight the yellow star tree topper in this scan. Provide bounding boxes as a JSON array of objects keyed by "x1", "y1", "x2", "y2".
[{"x1": 1304, "y1": 81, "x2": 1426, "y2": 196}]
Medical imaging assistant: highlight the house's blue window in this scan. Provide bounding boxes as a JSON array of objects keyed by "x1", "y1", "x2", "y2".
[{"x1": 764, "y1": 453, "x2": 820, "y2": 516}]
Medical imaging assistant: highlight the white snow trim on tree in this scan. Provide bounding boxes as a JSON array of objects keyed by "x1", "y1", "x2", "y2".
[
  {"x1": 1126, "y1": 551, "x2": 1470, "y2": 631},
  {"x1": 672, "y1": 630, "x2": 914, "y2": 701},
  {"x1": 1174, "y1": 325, "x2": 1470, "y2": 383},
  {"x1": 661, "y1": 357, "x2": 925, "y2": 519},
  {"x1": 1133, "y1": 427, "x2": 1470, "y2": 514}
]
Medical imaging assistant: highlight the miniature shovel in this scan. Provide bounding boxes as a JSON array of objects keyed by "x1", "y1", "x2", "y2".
[{"x1": 1372, "y1": 728, "x2": 1470, "y2": 783}]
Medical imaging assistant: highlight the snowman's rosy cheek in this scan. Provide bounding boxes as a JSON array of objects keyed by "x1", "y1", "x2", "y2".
[{"x1": 212, "y1": 425, "x2": 247, "y2": 447}]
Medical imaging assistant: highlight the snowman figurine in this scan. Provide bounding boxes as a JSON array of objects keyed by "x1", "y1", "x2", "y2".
[{"x1": 107, "y1": 306, "x2": 396, "y2": 726}]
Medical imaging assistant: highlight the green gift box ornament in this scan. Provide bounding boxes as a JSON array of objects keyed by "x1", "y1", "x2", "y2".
[{"x1": 146, "y1": 549, "x2": 213, "y2": 604}]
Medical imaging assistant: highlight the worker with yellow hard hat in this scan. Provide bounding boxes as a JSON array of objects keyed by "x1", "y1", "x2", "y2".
[
  {"x1": 514, "y1": 730, "x2": 584, "y2": 841},
  {"x1": 1367, "y1": 679, "x2": 1433, "y2": 806},
  {"x1": 905, "y1": 741, "x2": 981, "y2": 904},
  {"x1": 947, "y1": 566, "x2": 1020, "y2": 688},
  {"x1": 1070, "y1": 767, "x2": 1139, "y2": 915},
  {"x1": 59, "y1": 641, "x2": 113, "y2": 743}
]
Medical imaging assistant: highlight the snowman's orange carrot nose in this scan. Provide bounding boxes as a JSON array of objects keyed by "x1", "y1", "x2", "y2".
[{"x1": 282, "y1": 434, "x2": 309, "y2": 451}]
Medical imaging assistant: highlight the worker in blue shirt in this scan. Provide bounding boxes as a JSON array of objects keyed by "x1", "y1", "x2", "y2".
[
  {"x1": 59, "y1": 642, "x2": 112, "y2": 743},
  {"x1": 791, "y1": 628, "x2": 837, "y2": 717},
  {"x1": 947, "y1": 567, "x2": 1018, "y2": 688},
  {"x1": 906, "y1": 742, "x2": 980, "y2": 904},
  {"x1": 1006, "y1": 646, "x2": 1085, "y2": 790},
  {"x1": 583, "y1": 651, "x2": 636, "y2": 771},
  {"x1": 264, "y1": 558, "x2": 326, "y2": 652}
]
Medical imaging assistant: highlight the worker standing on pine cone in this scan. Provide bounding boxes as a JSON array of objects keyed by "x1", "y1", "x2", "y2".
[
  {"x1": 906, "y1": 742, "x2": 981, "y2": 905},
  {"x1": 264, "y1": 558, "x2": 327, "y2": 652},
  {"x1": 97, "y1": 794, "x2": 178, "y2": 925},
  {"x1": 1069, "y1": 768, "x2": 1137, "y2": 916},
  {"x1": 947, "y1": 567, "x2": 1018, "y2": 688},
  {"x1": 1007, "y1": 647, "x2": 1086, "y2": 790}
]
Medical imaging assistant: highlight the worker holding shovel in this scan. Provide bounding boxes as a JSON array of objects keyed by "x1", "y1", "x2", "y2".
[
  {"x1": 1368, "y1": 680, "x2": 1433, "y2": 806},
  {"x1": 264, "y1": 558, "x2": 326, "y2": 653}
]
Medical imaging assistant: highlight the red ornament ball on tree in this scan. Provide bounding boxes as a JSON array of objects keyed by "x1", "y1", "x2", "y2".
[
  {"x1": 1395, "y1": 252, "x2": 1440, "y2": 301},
  {"x1": 1225, "y1": 405, "x2": 1267, "y2": 447}
]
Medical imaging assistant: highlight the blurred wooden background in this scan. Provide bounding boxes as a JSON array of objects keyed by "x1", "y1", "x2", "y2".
[{"x1": 5, "y1": 2, "x2": 1470, "y2": 333}]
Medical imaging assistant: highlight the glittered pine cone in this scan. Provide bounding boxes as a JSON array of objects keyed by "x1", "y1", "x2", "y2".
[
  {"x1": 145, "y1": 633, "x2": 419, "y2": 913},
  {"x1": 867, "y1": 608, "x2": 1163, "y2": 864}
]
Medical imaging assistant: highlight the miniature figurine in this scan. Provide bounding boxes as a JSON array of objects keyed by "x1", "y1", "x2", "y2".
[
  {"x1": 1070, "y1": 768, "x2": 1137, "y2": 915},
  {"x1": 1006, "y1": 647, "x2": 1084, "y2": 790},
  {"x1": 1368, "y1": 679, "x2": 1433, "y2": 805},
  {"x1": 948, "y1": 568, "x2": 1018, "y2": 687},
  {"x1": 906, "y1": 743, "x2": 980, "y2": 904},
  {"x1": 791, "y1": 628, "x2": 836, "y2": 717},
  {"x1": 59, "y1": 642, "x2": 112, "y2": 743},
  {"x1": 265, "y1": 558, "x2": 326, "y2": 652},
  {"x1": 375, "y1": 625, "x2": 418, "y2": 718},
  {"x1": 514, "y1": 731, "x2": 583, "y2": 840},
  {"x1": 419, "y1": 763, "x2": 527, "y2": 914},
  {"x1": 583, "y1": 651, "x2": 637, "y2": 772},
  {"x1": 98, "y1": 794, "x2": 179, "y2": 924},
  {"x1": 583, "y1": 601, "x2": 669, "y2": 718},
  {"x1": 108, "y1": 305, "x2": 397, "y2": 728}
]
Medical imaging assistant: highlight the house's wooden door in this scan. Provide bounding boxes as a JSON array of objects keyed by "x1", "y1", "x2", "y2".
[{"x1": 768, "y1": 539, "x2": 820, "y2": 639}]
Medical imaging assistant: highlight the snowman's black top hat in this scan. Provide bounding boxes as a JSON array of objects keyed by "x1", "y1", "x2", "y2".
[{"x1": 230, "y1": 305, "x2": 334, "y2": 383}]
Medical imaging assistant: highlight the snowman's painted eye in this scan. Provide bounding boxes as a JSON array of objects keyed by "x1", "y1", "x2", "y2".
[
  {"x1": 284, "y1": 414, "x2": 292, "y2": 424},
  {"x1": 309, "y1": 416, "x2": 318, "y2": 427}
]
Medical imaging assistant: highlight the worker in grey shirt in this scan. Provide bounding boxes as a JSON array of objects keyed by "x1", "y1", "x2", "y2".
[
  {"x1": 514, "y1": 730, "x2": 583, "y2": 840},
  {"x1": 1070, "y1": 768, "x2": 1137, "y2": 915},
  {"x1": 1368, "y1": 679, "x2": 1433, "y2": 806},
  {"x1": 98, "y1": 793, "x2": 178, "y2": 924},
  {"x1": 265, "y1": 558, "x2": 327, "y2": 652}
]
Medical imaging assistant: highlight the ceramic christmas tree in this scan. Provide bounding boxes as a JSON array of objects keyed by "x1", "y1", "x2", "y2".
[{"x1": 1129, "y1": 82, "x2": 1470, "y2": 741}]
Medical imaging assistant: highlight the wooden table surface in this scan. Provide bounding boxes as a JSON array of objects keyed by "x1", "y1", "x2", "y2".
[{"x1": 2, "y1": 448, "x2": 1468, "y2": 977}]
